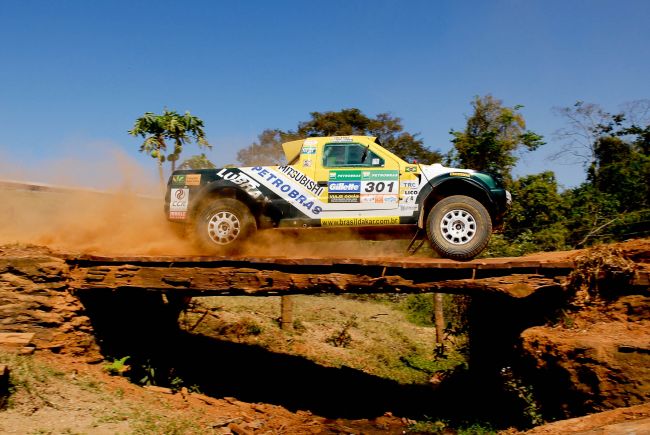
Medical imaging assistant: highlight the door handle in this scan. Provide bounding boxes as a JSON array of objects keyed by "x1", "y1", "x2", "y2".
[{"x1": 317, "y1": 181, "x2": 328, "y2": 187}]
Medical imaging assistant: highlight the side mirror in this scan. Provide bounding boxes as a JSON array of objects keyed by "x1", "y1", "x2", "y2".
[{"x1": 361, "y1": 145, "x2": 369, "y2": 163}]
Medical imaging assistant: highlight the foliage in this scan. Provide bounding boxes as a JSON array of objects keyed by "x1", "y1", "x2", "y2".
[
  {"x1": 237, "y1": 108, "x2": 442, "y2": 166},
  {"x1": 504, "y1": 172, "x2": 569, "y2": 251},
  {"x1": 326, "y1": 315, "x2": 358, "y2": 347},
  {"x1": 482, "y1": 232, "x2": 540, "y2": 258},
  {"x1": 407, "y1": 418, "x2": 496, "y2": 434},
  {"x1": 137, "y1": 359, "x2": 157, "y2": 386},
  {"x1": 551, "y1": 99, "x2": 650, "y2": 166},
  {"x1": 0, "y1": 352, "x2": 65, "y2": 409},
  {"x1": 178, "y1": 153, "x2": 216, "y2": 170},
  {"x1": 236, "y1": 129, "x2": 298, "y2": 166},
  {"x1": 448, "y1": 95, "x2": 544, "y2": 184},
  {"x1": 402, "y1": 294, "x2": 470, "y2": 333},
  {"x1": 103, "y1": 356, "x2": 130, "y2": 376},
  {"x1": 589, "y1": 135, "x2": 650, "y2": 212},
  {"x1": 494, "y1": 99, "x2": 650, "y2": 255},
  {"x1": 402, "y1": 294, "x2": 434, "y2": 326},
  {"x1": 128, "y1": 108, "x2": 210, "y2": 182},
  {"x1": 568, "y1": 245, "x2": 637, "y2": 300},
  {"x1": 214, "y1": 317, "x2": 263, "y2": 340},
  {"x1": 400, "y1": 352, "x2": 466, "y2": 376},
  {"x1": 500, "y1": 366, "x2": 544, "y2": 427}
]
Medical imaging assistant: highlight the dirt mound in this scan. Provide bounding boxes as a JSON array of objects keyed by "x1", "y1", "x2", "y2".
[
  {"x1": 0, "y1": 245, "x2": 98, "y2": 358},
  {"x1": 518, "y1": 240, "x2": 650, "y2": 420},
  {"x1": 522, "y1": 402, "x2": 650, "y2": 434}
]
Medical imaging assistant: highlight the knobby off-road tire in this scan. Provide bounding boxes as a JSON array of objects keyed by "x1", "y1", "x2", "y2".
[
  {"x1": 194, "y1": 198, "x2": 256, "y2": 253},
  {"x1": 426, "y1": 195, "x2": 492, "y2": 261}
]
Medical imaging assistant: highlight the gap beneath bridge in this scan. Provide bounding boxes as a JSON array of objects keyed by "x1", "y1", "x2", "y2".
[{"x1": 63, "y1": 251, "x2": 582, "y2": 299}]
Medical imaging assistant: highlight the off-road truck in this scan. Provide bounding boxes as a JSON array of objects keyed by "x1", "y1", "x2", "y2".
[{"x1": 165, "y1": 136, "x2": 511, "y2": 260}]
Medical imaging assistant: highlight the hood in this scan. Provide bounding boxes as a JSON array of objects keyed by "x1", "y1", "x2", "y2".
[{"x1": 419, "y1": 163, "x2": 475, "y2": 180}]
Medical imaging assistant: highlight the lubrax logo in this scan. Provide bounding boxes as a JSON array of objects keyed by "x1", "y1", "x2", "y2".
[{"x1": 328, "y1": 182, "x2": 360, "y2": 193}]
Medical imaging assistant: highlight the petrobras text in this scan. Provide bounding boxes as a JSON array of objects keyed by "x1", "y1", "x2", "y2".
[{"x1": 249, "y1": 166, "x2": 322, "y2": 215}]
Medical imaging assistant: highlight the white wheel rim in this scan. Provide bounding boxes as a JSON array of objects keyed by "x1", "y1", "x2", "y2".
[
  {"x1": 207, "y1": 211, "x2": 241, "y2": 245},
  {"x1": 440, "y1": 209, "x2": 477, "y2": 245}
]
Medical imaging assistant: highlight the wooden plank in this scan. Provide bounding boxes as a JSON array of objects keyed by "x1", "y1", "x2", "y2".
[
  {"x1": 68, "y1": 262, "x2": 563, "y2": 298},
  {"x1": 60, "y1": 252, "x2": 576, "y2": 271}
]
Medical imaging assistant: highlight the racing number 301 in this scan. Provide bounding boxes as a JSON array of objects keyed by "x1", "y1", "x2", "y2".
[{"x1": 364, "y1": 181, "x2": 395, "y2": 193}]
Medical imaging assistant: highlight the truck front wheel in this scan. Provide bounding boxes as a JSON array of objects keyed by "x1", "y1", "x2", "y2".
[
  {"x1": 195, "y1": 198, "x2": 256, "y2": 253},
  {"x1": 426, "y1": 195, "x2": 492, "y2": 260}
]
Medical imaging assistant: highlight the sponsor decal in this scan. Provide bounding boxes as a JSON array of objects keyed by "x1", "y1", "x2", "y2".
[
  {"x1": 399, "y1": 180, "x2": 421, "y2": 207},
  {"x1": 302, "y1": 159, "x2": 312, "y2": 167},
  {"x1": 216, "y1": 168, "x2": 263, "y2": 199},
  {"x1": 172, "y1": 173, "x2": 201, "y2": 186},
  {"x1": 361, "y1": 170, "x2": 399, "y2": 181},
  {"x1": 328, "y1": 182, "x2": 360, "y2": 193},
  {"x1": 360, "y1": 195, "x2": 397, "y2": 204},
  {"x1": 249, "y1": 166, "x2": 322, "y2": 215},
  {"x1": 301, "y1": 146, "x2": 317, "y2": 154},
  {"x1": 401, "y1": 195, "x2": 417, "y2": 204},
  {"x1": 322, "y1": 170, "x2": 399, "y2": 205},
  {"x1": 371, "y1": 158, "x2": 381, "y2": 165},
  {"x1": 329, "y1": 170, "x2": 361, "y2": 181},
  {"x1": 331, "y1": 136, "x2": 354, "y2": 143},
  {"x1": 303, "y1": 138, "x2": 318, "y2": 147},
  {"x1": 169, "y1": 211, "x2": 187, "y2": 219},
  {"x1": 362, "y1": 181, "x2": 397, "y2": 194},
  {"x1": 450, "y1": 172, "x2": 471, "y2": 178},
  {"x1": 185, "y1": 173, "x2": 201, "y2": 185},
  {"x1": 399, "y1": 204, "x2": 418, "y2": 212},
  {"x1": 405, "y1": 166, "x2": 417, "y2": 173},
  {"x1": 170, "y1": 188, "x2": 189, "y2": 213},
  {"x1": 321, "y1": 216, "x2": 400, "y2": 226},
  {"x1": 327, "y1": 173, "x2": 400, "y2": 204},
  {"x1": 329, "y1": 193, "x2": 360, "y2": 203},
  {"x1": 276, "y1": 166, "x2": 324, "y2": 196},
  {"x1": 171, "y1": 175, "x2": 186, "y2": 186}
]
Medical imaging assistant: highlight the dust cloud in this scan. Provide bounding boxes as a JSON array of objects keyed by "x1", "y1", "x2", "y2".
[
  {"x1": 0, "y1": 145, "x2": 413, "y2": 258},
  {"x1": 0, "y1": 146, "x2": 198, "y2": 256}
]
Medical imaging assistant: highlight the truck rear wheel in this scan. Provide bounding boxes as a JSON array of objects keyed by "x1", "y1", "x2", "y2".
[
  {"x1": 195, "y1": 198, "x2": 256, "y2": 253},
  {"x1": 426, "y1": 195, "x2": 492, "y2": 260}
]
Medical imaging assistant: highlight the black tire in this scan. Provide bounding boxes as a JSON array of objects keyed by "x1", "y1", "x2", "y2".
[
  {"x1": 426, "y1": 195, "x2": 492, "y2": 260},
  {"x1": 194, "y1": 198, "x2": 256, "y2": 253}
]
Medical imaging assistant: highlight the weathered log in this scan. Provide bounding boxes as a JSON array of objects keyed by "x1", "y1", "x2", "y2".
[{"x1": 68, "y1": 262, "x2": 566, "y2": 298}]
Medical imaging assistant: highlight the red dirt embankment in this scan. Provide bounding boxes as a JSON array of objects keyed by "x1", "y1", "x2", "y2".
[
  {"x1": 0, "y1": 239, "x2": 648, "y2": 433},
  {"x1": 518, "y1": 239, "x2": 650, "y2": 432}
]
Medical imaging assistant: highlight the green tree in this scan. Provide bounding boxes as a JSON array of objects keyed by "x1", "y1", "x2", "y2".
[
  {"x1": 551, "y1": 100, "x2": 650, "y2": 166},
  {"x1": 178, "y1": 153, "x2": 216, "y2": 170},
  {"x1": 237, "y1": 108, "x2": 441, "y2": 166},
  {"x1": 129, "y1": 109, "x2": 210, "y2": 183},
  {"x1": 448, "y1": 95, "x2": 545, "y2": 184},
  {"x1": 561, "y1": 184, "x2": 621, "y2": 247},
  {"x1": 505, "y1": 171, "x2": 568, "y2": 251},
  {"x1": 296, "y1": 109, "x2": 441, "y2": 164},
  {"x1": 236, "y1": 129, "x2": 298, "y2": 166},
  {"x1": 554, "y1": 100, "x2": 650, "y2": 245}
]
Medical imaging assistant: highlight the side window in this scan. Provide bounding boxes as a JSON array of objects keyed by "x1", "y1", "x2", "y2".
[{"x1": 322, "y1": 143, "x2": 385, "y2": 167}]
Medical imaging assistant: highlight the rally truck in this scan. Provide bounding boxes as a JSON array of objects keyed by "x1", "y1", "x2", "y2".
[{"x1": 165, "y1": 136, "x2": 511, "y2": 260}]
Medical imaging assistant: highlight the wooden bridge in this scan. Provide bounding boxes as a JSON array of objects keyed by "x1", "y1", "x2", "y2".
[{"x1": 63, "y1": 251, "x2": 586, "y2": 299}]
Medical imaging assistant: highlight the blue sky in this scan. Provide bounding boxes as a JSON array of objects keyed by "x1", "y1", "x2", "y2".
[{"x1": 1, "y1": 0, "x2": 648, "y2": 190}]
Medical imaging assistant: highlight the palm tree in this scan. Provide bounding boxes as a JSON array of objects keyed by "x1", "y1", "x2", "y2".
[{"x1": 129, "y1": 109, "x2": 211, "y2": 185}]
